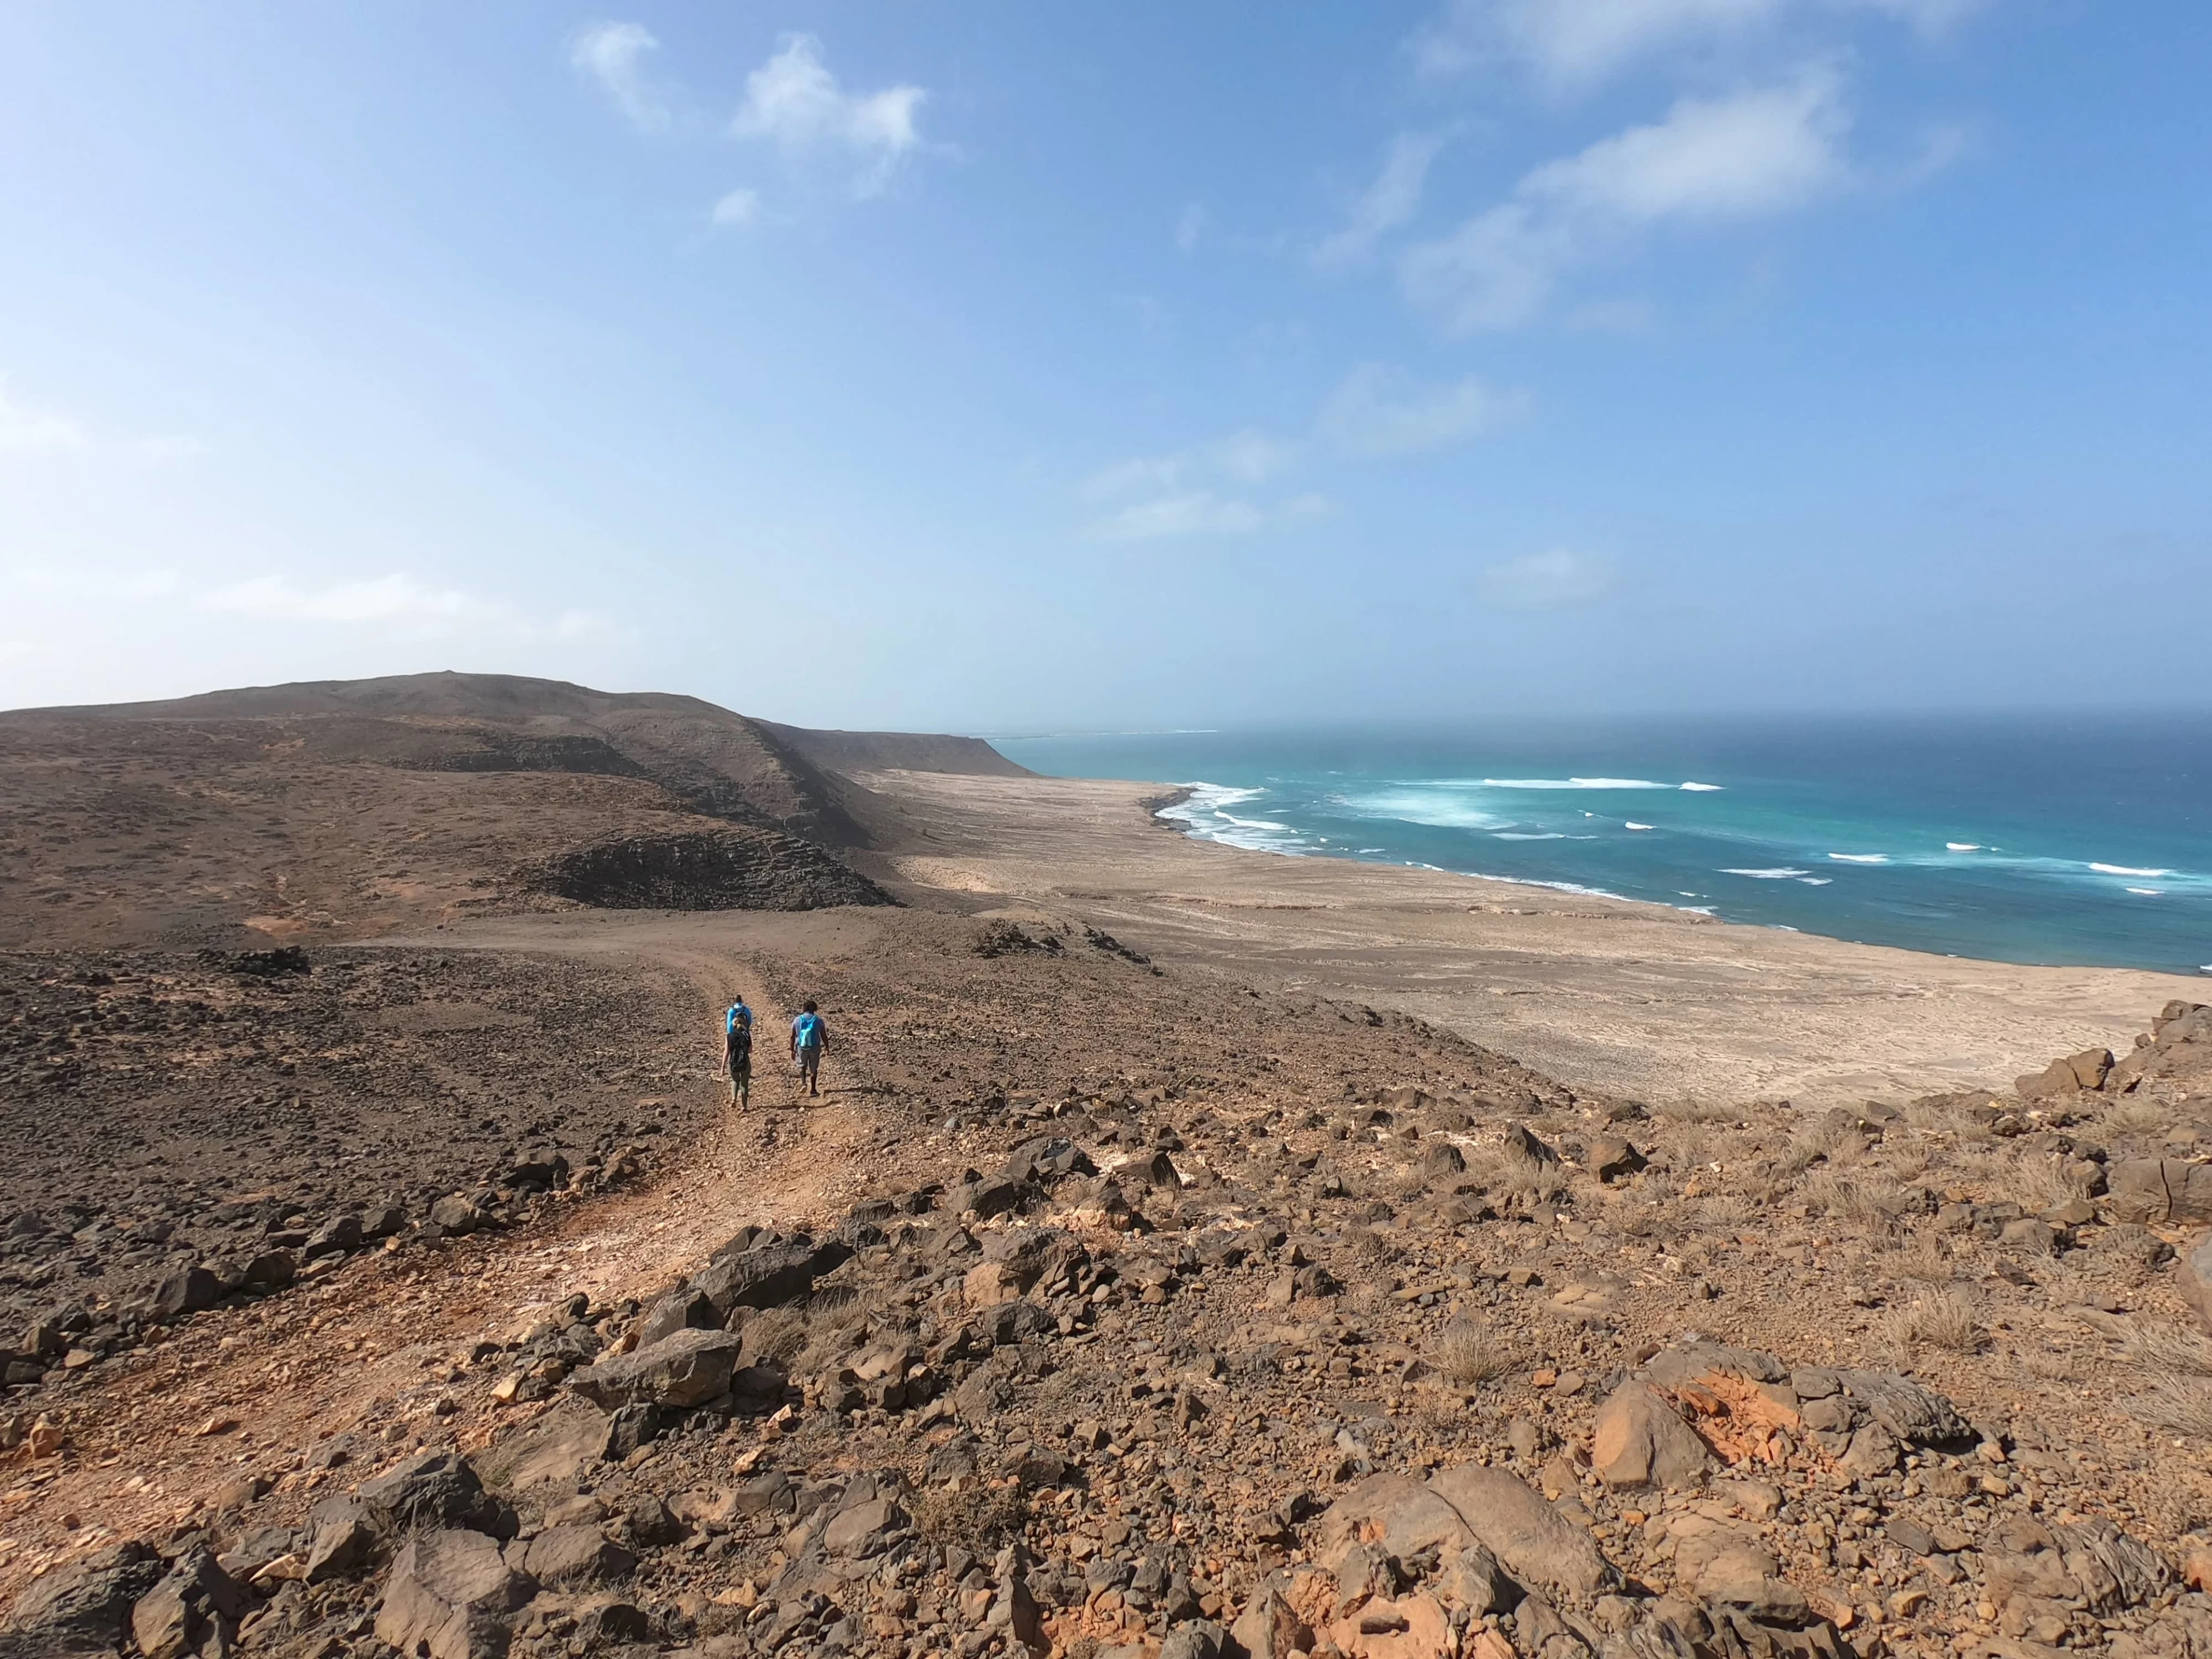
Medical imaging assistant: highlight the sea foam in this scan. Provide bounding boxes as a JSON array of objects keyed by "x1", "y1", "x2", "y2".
[
  {"x1": 1724, "y1": 868, "x2": 1809, "y2": 879},
  {"x1": 2091, "y1": 863, "x2": 2171, "y2": 877},
  {"x1": 1479, "y1": 778, "x2": 1665, "y2": 790},
  {"x1": 1828, "y1": 853, "x2": 1888, "y2": 864}
]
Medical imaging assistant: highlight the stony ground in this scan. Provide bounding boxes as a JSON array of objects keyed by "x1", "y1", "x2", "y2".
[{"x1": 4, "y1": 904, "x2": 2212, "y2": 1659}]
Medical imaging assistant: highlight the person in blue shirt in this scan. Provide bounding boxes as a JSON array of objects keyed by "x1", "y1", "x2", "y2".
[
  {"x1": 723, "y1": 997, "x2": 753, "y2": 1109},
  {"x1": 790, "y1": 1000, "x2": 828, "y2": 1099}
]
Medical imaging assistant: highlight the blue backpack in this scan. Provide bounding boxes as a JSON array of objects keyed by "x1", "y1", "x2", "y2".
[{"x1": 794, "y1": 1012, "x2": 824, "y2": 1050}]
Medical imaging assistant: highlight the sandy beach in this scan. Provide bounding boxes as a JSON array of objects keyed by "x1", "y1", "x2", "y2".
[{"x1": 859, "y1": 766, "x2": 2206, "y2": 1108}]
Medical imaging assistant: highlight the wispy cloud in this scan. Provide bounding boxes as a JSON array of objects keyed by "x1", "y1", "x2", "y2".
[
  {"x1": 1402, "y1": 68, "x2": 1850, "y2": 331},
  {"x1": 1175, "y1": 202, "x2": 1209, "y2": 255},
  {"x1": 1313, "y1": 133, "x2": 1448, "y2": 271},
  {"x1": 1082, "y1": 429, "x2": 1299, "y2": 503},
  {"x1": 1088, "y1": 493, "x2": 1267, "y2": 542},
  {"x1": 0, "y1": 385, "x2": 91, "y2": 457},
  {"x1": 730, "y1": 34, "x2": 927, "y2": 198},
  {"x1": 1414, "y1": 0, "x2": 1983, "y2": 87},
  {"x1": 570, "y1": 21, "x2": 677, "y2": 134},
  {"x1": 1480, "y1": 547, "x2": 1616, "y2": 606},
  {"x1": 196, "y1": 574, "x2": 620, "y2": 641},
  {"x1": 1080, "y1": 429, "x2": 1315, "y2": 541},
  {"x1": 1320, "y1": 364, "x2": 1530, "y2": 456},
  {"x1": 711, "y1": 188, "x2": 762, "y2": 227}
]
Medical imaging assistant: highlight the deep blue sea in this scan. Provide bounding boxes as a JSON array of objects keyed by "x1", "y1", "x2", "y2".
[{"x1": 991, "y1": 717, "x2": 2212, "y2": 978}]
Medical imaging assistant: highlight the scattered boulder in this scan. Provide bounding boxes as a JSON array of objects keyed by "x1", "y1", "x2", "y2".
[
  {"x1": 2108, "y1": 1158, "x2": 2212, "y2": 1225},
  {"x1": 2182, "y1": 1232, "x2": 2212, "y2": 1334},
  {"x1": 428, "y1": 1194, "x2": 493, "y2": 1236},
  {"x1": 2017, "y1": 1048, "x2": 2114, "y2": 1098},
  {"x1": 1590, "y1": 1381, "x2": 1712, "y2": 1489},
  {"x1": 150, "y1": 1266, "x2": 222, "y2": 1319},
  {"x1": 305, "y1": 1497, "x2": 377, "y2": 1582},
  {"x1": 1588, "y1": 1136, "x2": 1647, "y2": 1183},
  {"x1": 130, "y1": 1551, "x2": 245, "y2": 1659},
  {"x1": 691, "y1": 1237, "x2": 852, "y2": 1314},
  {"x1": 373, "y1": 1529, "x2": 536, "y2": 1659},
  {"x1": 359, "y1": 1451, "x2": 515, "y2": 1539},
  {"x1": 518, "y1": 1525, "x2": 636, "y2": 1586},
  {"x1": 567, "y1": 1327, "x2": 744, "y2": 1411},
  {"x1": 1502, "y1": 1124, "x2": 1558, "y2": 1166},
  {"x1": 1, "y1": 1540, "x2": 166, "y2": 1653}
]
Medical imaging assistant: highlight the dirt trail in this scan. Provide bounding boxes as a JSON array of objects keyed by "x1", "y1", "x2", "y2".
[{"x1": 0, "y1": 927, "x2": 949, "y2": 1604}]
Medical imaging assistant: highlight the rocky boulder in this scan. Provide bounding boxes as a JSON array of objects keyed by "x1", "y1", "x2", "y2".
[
  {"x1": 130, "y1": 1551, "x2": 245, "y2": 1659},
  {"x1": 1590, "y1": 1381, "x2": 1713, "y2": 1489},
  {"x1": 2109, "y1": 1158, "x2": 2212, "y2": 1225},
  {"x1": 690, "y1": 1238, "x2": 851, "y2": 1315},
  {"x1": 374, "y1": 1529, "x2": 537, "y2": 1659},
  {"x1": 567, "y1": 1327, "x2": 744, "y2": 1410},
  {"x1": 1, "y1": 1540, "x2": 166, "y2": 1653},
  {"x1": 517, "y1": 1525, "x2": 636, "y2": 1586},
  {"x1": 2183, "y1": 1233, "x2": 2212, "y2": 1335},
  {"x1": 359, "y1": 1451, "x2": 516, "y2": 1539}
]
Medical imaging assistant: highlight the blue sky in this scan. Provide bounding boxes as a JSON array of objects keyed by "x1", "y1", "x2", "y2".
[{"x1": 1, "y1": 2, "x2": 2206, "y2": 728}]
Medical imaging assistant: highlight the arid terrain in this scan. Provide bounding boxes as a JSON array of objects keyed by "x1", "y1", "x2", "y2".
[{"x1": 4, "y1": 675, "x2": 2211, "y2": 1659}]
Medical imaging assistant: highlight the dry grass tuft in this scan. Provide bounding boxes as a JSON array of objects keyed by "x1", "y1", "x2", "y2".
[
  {"x1": 2122, "y1": 1320, "x2": 2212, "y2": 1441},
  {"x1": 2103, "y1": 1097, "x2": 2172, "y2": 1137},
  {"x1": 1436, "y1": 1318, "x2": 1513, "y2": 1387},
  {"x1": 2126, "y1": 1322, "x2": 2212, "y2": 1377},
  {"x1": 2128, "y1": 1378, "x2": 2212, "y2": 1441},
  {"x1": 1799, "y1": 1169, "x2": 1893, "y2": 1230},
  {"x1": 2002, "y1": 1154, "x2": 2096, "y2": 1214},
  {"x1": 737, "y1": 1306, "x2": 808, "y2": 1368},
  {"x1": 1885, "y1": 1288, "x2": 1988, "y2": 1352},
  {"x1": 1658, "y1": 1098, "x2": 1743, "y2": 1126},
  {"x1": 1893, "y1": 1233, "x2": 1955, "y2": 1284}
]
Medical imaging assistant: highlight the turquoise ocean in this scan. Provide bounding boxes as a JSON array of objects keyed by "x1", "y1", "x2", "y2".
[{"x1": 991, "y1": 717, "x2": 2212, "y2": 978}]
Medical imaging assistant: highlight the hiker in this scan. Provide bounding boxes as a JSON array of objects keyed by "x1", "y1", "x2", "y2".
[
  {"x1": 724, "y1": 997, "x2": 753, "y2": 1109},
  {"x1": 790, "y1": 999, "x2": 828, "y2": 1099}
]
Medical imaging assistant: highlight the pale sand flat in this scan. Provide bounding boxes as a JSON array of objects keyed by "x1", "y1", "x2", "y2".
[{"x1": 855, "y1": 767, "x2": 2206, "y2": 1108}]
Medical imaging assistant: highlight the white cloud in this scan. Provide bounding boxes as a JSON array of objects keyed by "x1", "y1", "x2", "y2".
[
  {"x1": 711, "y1": 188, "x2": 762, "y2": 227},
  {"x1": 1313, "y1": 133, "x2": 1447, "y2": 271},
  {"x1": 1087, "y1": 493, "x2": 1267, "y2": 542},
  {"x1": 196, "y1": 573, "x2": 615, "y2": 641},
  {"x1": 1480, "y1": 547, "x2": 1616, "y2": 606},
  {"x1": 730, "y1": 35, "x2": 927, "y2": 198},
  {"x1": 0, "y1": 385, "x2": 90, "y2": 456},
  {"x1": 1419, "y1": 0, "x2": 1781, "y2": 84},
  {"x1": 1527, "y1": 70, "x2": 1847, "y2": 218},
  {"x1": 1082, "y1": 428, "x2": 1298, "y2": 502},
  {"x1": 1414, "y1": 0, "x2": 1982, "y2": 85},
  {"x1": 1403, "y1": 70, "x2": 1849, "y2": 331},
  {"x1": 570, "y1": 21, "x2": 676, "y2": 135},
  {"x1": 1320, "y1": 364, "x2": 1531, "y2": 456}
]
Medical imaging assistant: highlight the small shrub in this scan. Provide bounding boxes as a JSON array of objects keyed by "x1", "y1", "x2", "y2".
[
  {"x1": 1437, "y1": 1319, "x2": 1512, "y2": 1387},
  {"x1": 1885, "y1": 1288, "x2": 1987, "y2": 1352},
  {"x1": 1894, "y1": 1234, "x2": 1955, "y2": 1285},
  {"x1": 914, "y1": 1480, "x2": 1029, "y2": 1552},
  {"x1": 2003, "y1": 1154, "x2": 2095, "y2": 1214},
  {"x1": 2104, "y1": 1097, "x2": 2170, "y2": 1137},
  {"x1": 1800, "y1": 1171, "x2": 1891, "y2": 1230}
]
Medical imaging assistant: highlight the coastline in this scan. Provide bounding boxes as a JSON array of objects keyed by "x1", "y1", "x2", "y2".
[{"x1": 857, "y1": 765, "x2": 2207, "y2": 1109}]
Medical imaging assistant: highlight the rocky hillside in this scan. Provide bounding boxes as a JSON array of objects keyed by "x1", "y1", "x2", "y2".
[
  {"x1": 0, "y1": 672, "x2": 1041, "y2": 949},
  {"x1": 5, "y1": 948, "x2": 2212, "y2": 1659}
]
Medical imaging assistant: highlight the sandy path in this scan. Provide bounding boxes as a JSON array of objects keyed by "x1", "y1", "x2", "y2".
[
  {"x1": 858, "y1": 768, "x2": 2205, "y2": 1107},
  {"x1": 0, "y1": 929, "x2": 937, "y2": 1607}
]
